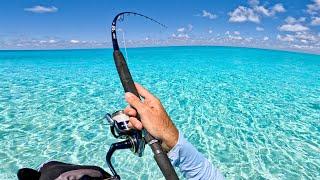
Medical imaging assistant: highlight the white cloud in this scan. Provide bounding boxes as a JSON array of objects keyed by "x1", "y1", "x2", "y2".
[
  {"x1": 229, "y1": 6, "x2": 260, "y2": 23},
  {"x1": 202, "y1": 10, "x2": 217, "y2": 19},
  {"x1": 177, "y1": 27, "x2": 185, "y2": 32},
  {"x1": 279, "y1": 17, "x2": 309, "y2": 32},
  {"x1": 175, "y1": 24, "x2": 193, "y2": 39},
  {"x1": 294, "y1": 32, "x2": 317, "y2": 41},
  {"x1": 228, "y1": 1, "x2": 285, "y2": 23},
  {"x1": 256, "y1": 26, "x2": 264, "y2": 31},
  {"x1": 37, "y1": 39, "x2": 57, "y2": 44},
  {"x1": 177, "y1": 34, "x2": 190, "y2": 39},
  {"x1": 48, "y1": 39, "x2": 57, "y2": 43},
  {"x1": 70, "y1": 39, "x2": 80, "y2": 44},
  {"x1": 272, "y1": 4, "x2": 286, "y2": 13},
  {"x1": 307, "y1": 0, "x2": 320, "y2": 15},
  {"x1": 263, "y1": 36, "x2": 269, "y2": 41},
  {"x1": 311, "y1": 17, "x2": 320, "y2": 25},
  {"x1": 0, "y1": 37, "x2": 107, "y2": 50},
  {"x1": 292, "y1": 43, "x2": 318, "y2": 50},
  {"x1": 209, "y1": 30, "x2": 213, "y2": 34},
  {"x1": 279, "y1": 24, "x2": 309, "y2": 32},
  {"x1": 177, "y1": 24, "x2": 193, "y2": 33},
  {"x1": 254, "y1": 6, "x2": 271, "y2": 16},
  {"x1": 256, "y1": 3, "x2": 285, "y2": 16},
  {"x1": 173, "y1": 25, "x2": 193, "y2": 40},
  {"x1": 285, "y1": 16, "x2": 306, "y2": 24},
  {"x1": 277, "y1": 34, "x2": 295, "y2": 42},
  {"x1": 234, "y1": 31, "x2": 240, "y2": 35},
  {"x1": 24, "y1": 6, "x2": 58, "y2": 13},
  {"x1": 301, "y1": 39, "x2": 308, "y2": 44},
  {"x1": 245, "y1": 37, "x2": 253, "y2": 42},
  {"x1": 248, "y1": 0, "x2": 259, "y2": 6},
  {"x1": 277, "y1": 31, "x2": 319, "y2": 45},
  {"x1": 224, "y1": 31, "x2": 243, "y2": 41},
  {"x1": 293, "y1": 44, "x2": 313, "y2": 49},
  {"x1": 229, "y1": 35, "x2": 243, "y2": 40}
]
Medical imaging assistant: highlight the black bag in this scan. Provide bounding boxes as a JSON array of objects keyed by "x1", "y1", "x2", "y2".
[{"x1": 17, "y1": 161, "x2": 111, "y2": 180}]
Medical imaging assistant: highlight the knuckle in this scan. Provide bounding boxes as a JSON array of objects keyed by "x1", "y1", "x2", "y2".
[
  {"x1": 155, "y1": 98, "x2": 162, "y2": 105},
  {"x1": 124, "y1": 108, "x2": 130, "y2": 113},
  {"x1": 136, "y1": 123, "x2": 142, "y2": 129},
  {"x1": 132, "y1": 120, "x2": 138, "y2": 125},
  {"x1": 141, "y1": 106, "x2": 151, "y2": 114},
  {"x1": 129, "y1": 97, "x2": 136, "y2": 103},
  {"x1": 139, "y1": 108, "x2": 147, "y2": 114}
]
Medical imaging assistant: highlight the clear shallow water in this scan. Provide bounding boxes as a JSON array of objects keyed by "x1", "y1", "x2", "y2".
[{"x1": 0, "y1": 46, "x2": 319, "y2": 179}]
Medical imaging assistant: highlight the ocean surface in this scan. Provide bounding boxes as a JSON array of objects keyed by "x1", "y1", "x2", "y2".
[{"x1": 0, "y1": 46, "x2": 319, "y2": 179}]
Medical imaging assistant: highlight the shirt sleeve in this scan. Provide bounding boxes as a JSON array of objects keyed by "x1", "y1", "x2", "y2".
[{"x1": 167, "y1": 131, "x2": 224, "y2": 180}]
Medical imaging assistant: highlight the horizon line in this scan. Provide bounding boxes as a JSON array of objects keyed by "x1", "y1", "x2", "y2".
[{"x1": 0, "y1": 45, "x2": 319, "y2": 56}]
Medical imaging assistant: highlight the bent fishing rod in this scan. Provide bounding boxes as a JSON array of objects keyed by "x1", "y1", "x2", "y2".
[{"x1": 104, "y1": 12, "x2": 179, "y2": 180}]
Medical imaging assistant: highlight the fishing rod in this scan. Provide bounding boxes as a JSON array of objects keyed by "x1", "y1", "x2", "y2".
[{"x1": 104, "y1": 12, "x2": 179, "y2": 180}]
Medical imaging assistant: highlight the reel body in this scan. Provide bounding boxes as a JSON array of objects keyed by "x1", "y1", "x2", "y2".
[{"x1": 105, "y1": 110, "x2": 145, "y2": 179}]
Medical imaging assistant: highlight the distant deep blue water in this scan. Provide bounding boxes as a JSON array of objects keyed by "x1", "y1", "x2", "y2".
[{"x1": 0, "y1": 46, "x2": 319, "y2": 179}]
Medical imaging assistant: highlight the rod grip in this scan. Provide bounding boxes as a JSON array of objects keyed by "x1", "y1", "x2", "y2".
[{"x1": 113, "y1": 50, "x2": 139, "y2": 97}]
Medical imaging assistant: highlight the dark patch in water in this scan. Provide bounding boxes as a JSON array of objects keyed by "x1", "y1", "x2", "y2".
[{"x1": 309, "y1": 103, "x2": 320, "y2": 110}]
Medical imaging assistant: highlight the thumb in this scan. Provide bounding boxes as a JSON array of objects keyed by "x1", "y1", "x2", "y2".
[{"x1": 125, "y1": 92, "x2": 145, "y2": 113}]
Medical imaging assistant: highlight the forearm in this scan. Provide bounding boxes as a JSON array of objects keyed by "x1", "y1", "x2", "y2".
[{"x1": 168, "y1": 131, "x2": 224, "y2": 180}]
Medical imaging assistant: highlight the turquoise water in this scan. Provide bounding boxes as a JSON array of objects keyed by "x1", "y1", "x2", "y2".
[{"x1": 0, "y1": 46, "x2": 319, "y2": 179}]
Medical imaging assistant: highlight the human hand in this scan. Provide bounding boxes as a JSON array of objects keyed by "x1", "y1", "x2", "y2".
[{"x1": 124, "y1": 83, "x2": 179, "y2": 150}]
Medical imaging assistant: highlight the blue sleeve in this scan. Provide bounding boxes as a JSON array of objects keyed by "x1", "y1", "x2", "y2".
[{"x1": 167, "y1": 131, "x2": 224, "y2": 180}]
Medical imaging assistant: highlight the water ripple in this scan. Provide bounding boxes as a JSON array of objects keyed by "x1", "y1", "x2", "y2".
[{"x1": 0, "y1": 47, "x2": 319, "y2": 179}]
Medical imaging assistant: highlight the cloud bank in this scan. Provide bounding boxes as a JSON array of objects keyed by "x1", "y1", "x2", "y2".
[
  {"x1": 228, "y1": 0, "x2": 285, "y2": 23},
  {"x1": 24, "y1": 6, "x2": 58, "y2": 13}
]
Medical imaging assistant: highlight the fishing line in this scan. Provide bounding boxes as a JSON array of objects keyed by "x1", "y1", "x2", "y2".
[
  {"x1": 111, "y1": 12, "x2": 167, "y2": 50},
  {"x1": 121, "y1": 29, "x2": 129, "y2": 64}
]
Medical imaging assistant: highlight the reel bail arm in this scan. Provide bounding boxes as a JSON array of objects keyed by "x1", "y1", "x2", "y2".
[{"x1": 106, "y1": 139, "x2": 133, "y2": 180}]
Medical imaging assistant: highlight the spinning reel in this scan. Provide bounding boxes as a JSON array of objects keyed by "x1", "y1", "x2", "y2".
[{"x1": 104, "y1": 110, "x2": 145, "y2": 179}]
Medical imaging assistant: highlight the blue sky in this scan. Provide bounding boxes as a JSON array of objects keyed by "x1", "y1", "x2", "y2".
[{"x1": 1, "y1": 0, "x2": 320, "y2": 53}]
